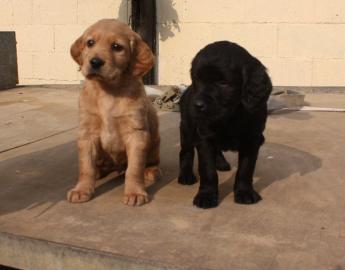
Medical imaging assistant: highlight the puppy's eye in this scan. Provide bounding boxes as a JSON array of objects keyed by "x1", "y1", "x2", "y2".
[
  {"x1": 86, "y1": 39, "x2": 95, "y2": 47},
  {"x1": 111, "y1": 43, "x2": 124, "y2": 52},
  {"x1": 217, "y1": 81, "x2": 228, "y2": 87}
]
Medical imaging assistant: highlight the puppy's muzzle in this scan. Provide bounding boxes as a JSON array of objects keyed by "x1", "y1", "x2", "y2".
[
  {"x1": 90, "y1": 57, "x2": 105, "y2": 69},
  {"x1": 194, "y1": 100, "x2": 207, "y2": 112}
]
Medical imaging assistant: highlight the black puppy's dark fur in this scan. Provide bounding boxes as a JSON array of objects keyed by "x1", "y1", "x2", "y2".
[{"x1": 178, "y1": 41, "x2": 272, "y2": 209}]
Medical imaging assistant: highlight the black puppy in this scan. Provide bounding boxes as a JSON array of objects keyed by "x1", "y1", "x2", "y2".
[{"x1": 178, "y1": 41, "x2": 272, "y2": 209}]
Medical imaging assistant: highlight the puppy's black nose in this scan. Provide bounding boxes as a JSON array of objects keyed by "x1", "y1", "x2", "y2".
[
  {"x1": 90, "y1": 57, "x2": 105, "y2": 69},
  {"x1": 194, "y1": 100, "x2": 206, "y2": 111}
]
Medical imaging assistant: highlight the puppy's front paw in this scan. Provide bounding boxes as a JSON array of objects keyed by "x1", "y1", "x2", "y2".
[
  {"x1": 123, "y1": 192, "x2": 150, "y2": 206},
  {"x1": 67, "y1": 186, "x2": 93, "y2": 203},
  {"x1": 178, "y1": 173, "x2": 197, "y2": 185},
  {"x1": 234, "y1": 189, "x2": 262, "y2": 204},
  {"x1": 193, "y1": 191, "x2": 218, "y2": 209}
]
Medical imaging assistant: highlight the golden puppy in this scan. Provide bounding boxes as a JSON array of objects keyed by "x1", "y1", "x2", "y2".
[{"x1": 67, "y1": 19, "x2": 160, "y2": 206}]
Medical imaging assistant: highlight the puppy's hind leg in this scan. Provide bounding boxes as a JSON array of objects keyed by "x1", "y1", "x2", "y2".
[
  {"x1": 95, "y1": 151, "x2": 118, "y2": 179},
  {"x1": 144, "y1": 166, "x2": 161, "y2": 187},
  {"x1": 178, "y1": 122, "x2": 197, "y2": 185},
  {"x1": 216, "y1": 150, "x2": 231, "y2": 171},
  {"x1": 144, "y1": 136, "x2": 161, "y2": 187}
]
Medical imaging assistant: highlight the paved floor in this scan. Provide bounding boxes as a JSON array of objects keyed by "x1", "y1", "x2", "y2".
[{"x1": 0, "y1": 86, "x2": 344, "y2": 270}]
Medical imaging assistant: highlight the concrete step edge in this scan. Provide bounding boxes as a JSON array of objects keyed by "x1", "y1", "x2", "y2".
[{"x1": 0, "y1": 232, "x2": 183, "y2": 270}]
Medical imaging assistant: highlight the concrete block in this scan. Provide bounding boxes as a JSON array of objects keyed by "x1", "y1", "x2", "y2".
[
  {"x1": 15, "y1": 25, "x2": 54, "y2": 52},
  {"x1": 55, "y1": 25, "x2": 87, "y2": 53},
  {"x1": 32, "y1": 52, "x2": 54, "y2": 80},
  {"x1": 245, "y1": 57, "x2": 313, "y2": 87},
  {"x1": 18, "y1": 78, "x2": 60, "y2": 85},
  {"x1": 314, "y1": 0, "x2": 345, "y2": 23},
  {"x1": 52, "y1": 53, "x2": 79, "y2": 81},
  {"x1": 32, "y1": 52, "x2": 79, "y2": 81},
  {"x1": 32, "y1": 0, "x2": 77, "y2": 25},
  {"x1": 158, "y1": 23, "x2": 216, "y2": 84},
  {"x1": 260, "y1": 58, "x2": 281, "y2": 86},
  {"x1": 211, "y1": 23, "x2": 278, "y2": 57},
  {"x1": 77, "y1": 72, "x2": 84, "y2": 82},
  {"x1": 158, "y1": 53, "x2": 189, "y2": 85},
  {"x1": 13, "y1": 0, "x2": 33, "y2": 25},
  {"x1": 158, "y1": 23, "x2": 213, "y2": 62},
  {"x1": 246, "y1": 0, "x2": 314, "y2": 23},
  {"x1": 77, "y1": 0, "x2": 126, "y2": 25},
  {"x1": 312, "y1": 59, "x2": 345, "y2": 86},
  {"x1": 17, "y1": 52, "x2": 33, "y2": 80},
  {"x1": 0, "y1": 31, "x2": 18, "y2": 89},
  {"x1": 18, "y1": 78, "x2": 30, "y2": 84},
  {"x1": 278, "y1": 24, "x2": 345, "y2": 59},
  {"x1": 278, "y1": 58, "x2": 313, "y2": 86},
  {"x1": 0, "y1": 25, "x2": 14, "y2": 32},
  {"x1": 183, "y1": 0, "x2": 247, "y2": 22},
  {"x1": 0, "y1": 0, "x2": 13, "y2": 25}
]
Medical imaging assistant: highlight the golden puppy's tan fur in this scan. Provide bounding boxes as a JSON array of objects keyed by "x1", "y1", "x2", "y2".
[{"x1": 67, "y1": 19, "x2": 160, "y2": 206}]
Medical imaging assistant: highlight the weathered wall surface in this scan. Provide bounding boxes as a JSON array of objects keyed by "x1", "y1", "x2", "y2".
[
  {"x1": 0, "y1": 0, "x2": 128, "y2": 84},
  {"x1": 0, "y1": 0, "x2": 345, "y2": 86},
  {"x1": 158, "y1": 0, "x2": 345, "y2": 86}
]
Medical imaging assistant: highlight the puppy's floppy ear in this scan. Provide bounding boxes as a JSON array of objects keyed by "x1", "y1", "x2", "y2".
[
  {"x1": 130, "y1": 35, "x2": 155, "y2": 78},
  {"x1": 241, "y1": 65, "x2": 272, "y2": 113},
  {"x1": 70, "y1": 35, "x2": 84, "y2": 66}
]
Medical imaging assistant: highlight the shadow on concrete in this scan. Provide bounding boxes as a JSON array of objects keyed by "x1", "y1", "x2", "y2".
[
  {"x1": 218, "y1": 142, "x2": 322, "y2": 203},
  {"x1": 0, "y1": 140, "x2": 77, "y2": 216},
  {"x1": 0, "y1": 112, "x2": 322, "y2": 215},
  {"x1": 147, "y1": 112, "x2": 181, "y2": 197},
  {"x1": 0, "y1": 265, "x2": 20, "y2": 270},
  {"x1": 0, "y1": 112, "x2": 180, "y2": 216}
]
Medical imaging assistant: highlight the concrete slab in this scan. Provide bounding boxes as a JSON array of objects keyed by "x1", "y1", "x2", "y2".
[
  {"x1": 0, "y1": 85, "x2": 80, "y2": 153},
  {"x1": 0, "y1": 86, "x2": 345, "y2": 270}
]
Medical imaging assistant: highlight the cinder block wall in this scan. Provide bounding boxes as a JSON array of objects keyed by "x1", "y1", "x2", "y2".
[
  {"x1": 0, "y1": 0, "x2": 344, "y2": 86},
  {"x1": 0, "y1": 0, "x2": 128, "y2": 84},
  {"x1": 158, "y1": 0, "x2": 345, "y2": 86}
]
